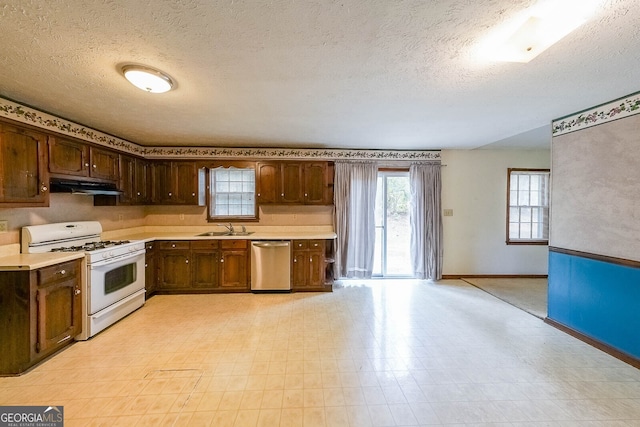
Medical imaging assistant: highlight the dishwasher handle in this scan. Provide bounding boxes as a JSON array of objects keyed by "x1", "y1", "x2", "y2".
[{"x1": 252, "y1": 241, "x2": 290, "y2": 248}]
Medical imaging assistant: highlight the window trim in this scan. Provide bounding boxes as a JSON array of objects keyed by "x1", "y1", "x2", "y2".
[{"x1": 506, "y1": 168, "x2": 550, "y2": 246}]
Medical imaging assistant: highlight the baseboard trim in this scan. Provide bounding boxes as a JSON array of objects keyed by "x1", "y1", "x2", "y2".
[
  {"x1": 442, "y1": 274, "x2": 548, "y2": 279},
  {"x1": 544, "y1": 318, "x2": 640, "y2": 370}
]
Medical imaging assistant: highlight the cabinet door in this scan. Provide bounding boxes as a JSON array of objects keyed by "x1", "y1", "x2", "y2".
[
  {"x1": 192, "y1": 250, "x2": 219, "y2": 289},
  {"x1": 173, "y1": 162, "x2": 199, "y2": 204},
  {"x1": 308, "y1": 250, "x2": 325, "y2": 288},
  {"x1": 152, "y1": 162, "x2": 173, "y2": 204},
  {"x1": 145, "y1": 243, "x2": 157, "y2": 296},
  {"x1": 158, "y1": 250, "x2": 191, "y2": 289},
  {"x1": 0, "y1": 124, "x2": 49, "y2": 205},
  {"x1": 118, "y1": 155, "x2": 136, "y2": 204},
  {"x1": 304, "y1": 162, "x2": 327, "y2": 204},
  {"x1": 256, "y1": 162, "x2": 279, "y2": 204},
  {"x1": 219, "y1": 250, "x2": 249, "y2": 290},
  {"x1": 36, "y1": 277, "x2": 81, "y2": 355},
  {"x1": 48, "y1": 136, "x2": 89, "y2": 177},
  {"x1": 89, "y1": 146, "x2": 119, "y2": 181},
  {"x1": 280, "y1": 162, "x2": 304, "y2": 204},
  {"x1": 134, "y1": 158, "x2": 151, "y2": 204},
  {"x1": 291, "y1": 250, "x2": 308, "y2": 288}
]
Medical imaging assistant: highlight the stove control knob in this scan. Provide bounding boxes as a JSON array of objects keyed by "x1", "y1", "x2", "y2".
[{"x1": 102, "y1": 252, "x2": 109, "y2": 259}]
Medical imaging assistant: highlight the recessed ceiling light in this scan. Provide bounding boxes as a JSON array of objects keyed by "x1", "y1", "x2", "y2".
[
  {"x1": 121, "y1": 65, "x2": 175, "y2": 93},
  {"x1": 478, "y1": 0, "x2": 604, "y2": 63}
]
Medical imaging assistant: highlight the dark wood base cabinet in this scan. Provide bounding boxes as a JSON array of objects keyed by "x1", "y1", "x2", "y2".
[
  {"x1": 291, "y1": 240, "x2": 332, "y2": 291},
  {"x1": 0, "y1": 259, "x2": 82, "y2": 375},
  {"x1": 156, "y1": 240, "x2": 250, "y2": 293}
]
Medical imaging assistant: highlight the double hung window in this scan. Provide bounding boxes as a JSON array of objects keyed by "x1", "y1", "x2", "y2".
[
  {"x1": 208, "y1": 166, "x2": 256, "y2": 220},
  {"x1": 507, "y1": 168, "x2": 550, "y2": 245}
]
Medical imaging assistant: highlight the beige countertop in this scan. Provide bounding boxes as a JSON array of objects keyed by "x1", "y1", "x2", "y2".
[
  {"x1": 0, "y1": 252, "x2": 85, "y2": 271},
  {"x1": 0, "y1": 225, "x2": 336, "y2": 270}
]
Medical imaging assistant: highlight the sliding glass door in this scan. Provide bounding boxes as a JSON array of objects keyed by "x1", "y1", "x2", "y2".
[{"x1": 373, "y1": 171, "x2": 412, "y2": 277}]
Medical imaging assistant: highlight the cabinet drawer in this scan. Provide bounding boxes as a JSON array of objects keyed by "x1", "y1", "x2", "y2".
[
  {"x1": 191, "y1": 240, "x2": 219, "y2": 250},
  {"x1": 158, "y1": 241, "x2": 190, "y2": 250},
  {"x1": 292, "y1": 240, "x2": 308, "y2": 249},
  {"x1": 220, "y1": 240, "x2": 247, "y2": 249},
  {"x1": 38, "y1": 260, "x2": 80, "y2": 287},
  {"x1": 309, "y1": 240, "x2": 324, "y2": 250}
]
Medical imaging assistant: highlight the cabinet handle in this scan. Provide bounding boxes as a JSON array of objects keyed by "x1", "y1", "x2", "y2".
[
  {"x1": 57, "y1": 269, "x2": 66, "y2": 275},
  {"x1": 74, "y1": 289, "x2": 81, "y2": 296}
]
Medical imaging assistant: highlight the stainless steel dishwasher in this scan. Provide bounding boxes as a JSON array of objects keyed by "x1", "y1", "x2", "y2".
[{"x1": 251, "y1": 241, "x2": 291, "y2": 291}]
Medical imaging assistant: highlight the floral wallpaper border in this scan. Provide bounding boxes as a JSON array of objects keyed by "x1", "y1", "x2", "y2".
[
  {"x1": 0, "y1": 97, "x2": 440, "y2": 161},
  {"x1": 552, "y1": 91, "x2": 640, "y2": 136}
]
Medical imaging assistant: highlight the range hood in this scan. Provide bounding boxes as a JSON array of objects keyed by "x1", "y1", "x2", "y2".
[{"x1": 50, "y1": 178, "x2": 123, "y2": 196}]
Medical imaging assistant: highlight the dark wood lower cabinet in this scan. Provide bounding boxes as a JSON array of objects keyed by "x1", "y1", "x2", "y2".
[
  {"x1": 0, "y1": 259, "x2": 82, "y2": 375},
  {"x1": 145, "y1": 242, "x2": 157, "y2": 297},
  {"x1": 291, "y1": 240, "x2": 328, "y2": 291},
  {"x1": 156, "y1": 240, "x2": 249, "y2": 293}
]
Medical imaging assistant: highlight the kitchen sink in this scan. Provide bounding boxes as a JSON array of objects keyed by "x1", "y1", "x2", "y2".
[{"x1": 196, "y1": 231, "x2": 255, "y2": 237}]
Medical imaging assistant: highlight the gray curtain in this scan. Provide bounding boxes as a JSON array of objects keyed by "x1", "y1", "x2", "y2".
[
  {"x1": 410, "y1": 163, "x2": 443, "y2": 280},
  {"x1": 334, "y1": 161, "x2": 378, "y2": 279}
]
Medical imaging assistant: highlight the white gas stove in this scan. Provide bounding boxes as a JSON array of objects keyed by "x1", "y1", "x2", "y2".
[{"x1": 22, "y1": 221, "x2": 146, "y2": 340}]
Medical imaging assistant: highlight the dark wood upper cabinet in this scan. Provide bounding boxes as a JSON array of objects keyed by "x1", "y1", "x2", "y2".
[
  {"x1": 304, "y1": 162, "x2": 328, "y2": 204},
  {"x1": 89, "y1": 146, "x2": 119, "y2": 181},
  {"x1": 0, "y1": 123, "x2": 49, "y2": 206},
  {"x1": 256, "y1": 162, "x2": 279, "y2": 204},
  {"x1": 134, "y1": 158, "x2": 151, "y2": 204},
  {"x1": 256, "y1": 161, "x2": 332, "y2": 205},
  {"x1": 48, "y1": 136, "x2": 118, "y2": 182},
  {"x1": 152, "y1": 161, "x2": 204, "y2": 205},
  {"x1": 118, "y1": 154, "x2": 136, "y2": 204},
  {"x1": 280, "y1": 162, "x2": 304, "y2": 203},
  {"x1": 48, "y1": 136, "x2": 89, "y2": 177}
]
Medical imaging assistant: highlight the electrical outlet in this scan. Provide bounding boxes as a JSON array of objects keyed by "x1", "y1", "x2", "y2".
[
  {"x1": 0, "y1": 220, "x2": 7, "y2": 233},
  {"x1": 443, "y1": 209, "x2": 454, "y2": 217},
  {"x1": 180, "y1": 214, "x2": 185, "y2": 220}
]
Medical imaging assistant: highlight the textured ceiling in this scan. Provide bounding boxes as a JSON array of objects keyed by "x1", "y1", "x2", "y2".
[{"x1": 0, "y1": 0, "x2": 638, "y2": 150}]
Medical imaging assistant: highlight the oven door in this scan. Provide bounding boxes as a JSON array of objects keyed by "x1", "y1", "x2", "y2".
[{"x1": 88, "y1": 251, "x2": 145, "y2": 315}]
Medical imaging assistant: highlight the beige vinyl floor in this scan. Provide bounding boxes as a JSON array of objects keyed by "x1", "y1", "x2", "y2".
[
  {"x1": 1, "y1": 279, "x2": 640, "y2": 426},
  {"x1": 460, "y1": 278, "x2": 548, "y2": 319}
]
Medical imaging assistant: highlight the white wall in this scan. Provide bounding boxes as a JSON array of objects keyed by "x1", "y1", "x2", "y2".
[{"x1": 441, "y1": 149, "x2": 550, "y2": 275}]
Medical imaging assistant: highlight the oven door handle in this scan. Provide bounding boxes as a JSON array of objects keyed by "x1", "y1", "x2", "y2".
[{"x1": 88, "y1": 249, "x2": 145, "y2": 268}]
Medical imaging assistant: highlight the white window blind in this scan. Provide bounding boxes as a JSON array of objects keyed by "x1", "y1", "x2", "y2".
[{"x1": 209, "y1": 167, "x2": 255, "y2": 218}]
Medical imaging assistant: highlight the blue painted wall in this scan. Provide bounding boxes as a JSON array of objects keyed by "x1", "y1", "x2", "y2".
[{"x1": 548, "y1": 250, "x2": 640, "y2": 359}]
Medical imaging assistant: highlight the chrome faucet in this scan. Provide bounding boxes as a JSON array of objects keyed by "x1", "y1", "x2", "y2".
[{"x1": 218, "y1": 223, "x2": 234, "y2": 233}]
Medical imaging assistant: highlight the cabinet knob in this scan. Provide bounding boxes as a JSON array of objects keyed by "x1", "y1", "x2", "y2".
[
  {"x1": 257, "y1": 193, "x2": 261, "y2": 197},
  {"x1": 74, "y1": 289, "x2": 81, "y2": 296},
  {"x1": 57, "y1": 269, "x2": 66, "y2": 275},
  {"x1": 185, "y1": 259, "x2": 189, "y2": 264},
  {"x1": 310, "y1": 258, "x2": 313, "y2": 263},
  {"x1": 137, "y1": 192, "x2": 141, "y2": 196},
  {"x1": 192, "y1": 193, "x2": 195, "y2": 196},
  {"x1": 281, "y1": 193, "x2": 284, "y2": 197},
  {"x1": 85, "y1": 163, "x2": 90, "y2": 167},
  {"x1": 168, "y1": 192, "x2": 172, "y2": 197},
  {"x1": 145, "y1": 263, "x2": 148, "y2": 268},
  {"x1": 171, "y1": 244, "x2": 176, "y2": 248},
  {"x1": 305, "y1": 193, "x2": 308, "y2": 197},
  {"x1": 220, "y1": 258, "x2": 224, "y2": 263},
  {"x1": 41, "y1": 184, "x2": 48, "y2": 192},
  {"x1": 92, "y1": 164, "x2": 97, "y2": 168},
  {"x1": 294, "y1": 258, "x2": 297, "y2": 263}
]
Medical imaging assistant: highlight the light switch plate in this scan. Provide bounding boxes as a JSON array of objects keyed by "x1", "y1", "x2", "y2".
[
  {"x1": 443, "y1": 209, "x2": 454, "y2": 217},
  {"x1": 0, "y1": 220, "x2": 7, "y2": 232}
]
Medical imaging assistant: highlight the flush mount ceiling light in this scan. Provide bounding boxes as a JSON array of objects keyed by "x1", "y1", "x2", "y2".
[
  {"x1": 121, "y1": 65, "x2": 175, "y2": 93},
  {"x1": 478, "y1": 0, "x2": 603, "y2": 63}
]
